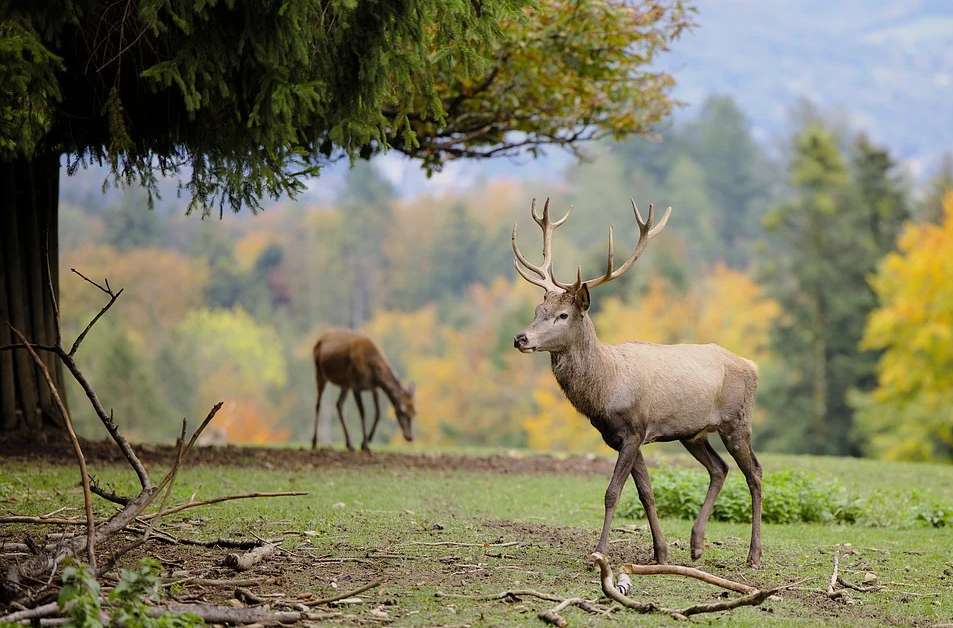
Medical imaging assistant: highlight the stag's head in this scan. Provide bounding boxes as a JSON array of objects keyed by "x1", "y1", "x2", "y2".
[
  {"x1": 395, "y1": 382, "x2": 416, "y2": 441},
  {"x1": 512, "y1": 197, "x2": 671, "y2": 354}
]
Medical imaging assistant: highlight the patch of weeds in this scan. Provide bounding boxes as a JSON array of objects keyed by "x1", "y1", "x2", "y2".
[
  {"x1": 620, "y1": 466, "x2": 868, "y2": 525},
  {"x1": 59, "y1": 558, "x2": 204, "y2": 628},
  {"x1": 911, "y1": 503, "x2": 952, "y2": 528}
]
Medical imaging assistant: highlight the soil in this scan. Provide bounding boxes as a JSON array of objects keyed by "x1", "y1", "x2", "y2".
[{"x1": 0, "y1": 436, "x2": 622, "y2": 476}]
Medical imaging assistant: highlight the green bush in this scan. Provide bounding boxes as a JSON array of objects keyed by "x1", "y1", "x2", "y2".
[
  {"x1": 619, "y1": 465, "x2": 867, "y2": 525},
  {"x1": 58, "y1": 558, "x2": 204, "y2": 628}
]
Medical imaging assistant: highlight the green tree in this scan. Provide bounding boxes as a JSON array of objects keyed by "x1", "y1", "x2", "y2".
[
  {"x1": 758, "y1": 127, "x2": 908, "y2": 456},
  {"x1": 429, "y1": 202, "x2": 488, "y2": 299},
  {"x1": 921, "y1": 152, "x2": 953, "y2": 224},
  {"x1": 339, "y1": 161, "x2": 397, "y2": 327},
  {"x1": 758, "y1": 125, "x2": 851, "y2": 454},
  {"x1": 1, "y1": 0, "x2": 693, "y2": 434}
]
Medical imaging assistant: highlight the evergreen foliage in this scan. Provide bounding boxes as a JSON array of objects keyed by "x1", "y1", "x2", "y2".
[{"x1": 1, "y1": 0, "x2": 694, "y2": 214}]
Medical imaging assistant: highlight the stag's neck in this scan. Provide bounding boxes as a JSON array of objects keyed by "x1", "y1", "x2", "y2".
[
  {"x1": 374, "y1": 361, "x2": 406, "y2": 407},
  {"x1": 550, "y1": 317, "x2": 617, "y2": 417}
]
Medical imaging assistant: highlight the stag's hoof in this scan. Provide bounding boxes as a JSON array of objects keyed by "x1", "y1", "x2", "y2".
[{"x1": 360, "y1": 444, "x2": 372, "y2": 455}]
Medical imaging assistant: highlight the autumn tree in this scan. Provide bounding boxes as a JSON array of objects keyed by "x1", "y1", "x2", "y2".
[
  {"x1": 851, "y1": 192, "x2": 953, "y2": 463},
  {"x1": 0, "y1": 0, "x2": 693, "y2": 434}
]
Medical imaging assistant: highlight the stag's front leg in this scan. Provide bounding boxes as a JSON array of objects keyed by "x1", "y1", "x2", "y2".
[
  {"x1": 353, "y1": 390, "x2": 371, "y2": 453},
  {"x1": 367, "y1": 390, "x2": 382, "y2": 443},
  {"x1": 631, "y1": 449, "x2": 668, "y2": 564},
  {"x1": 596, "y1": 441, "x2": 640, "y2": 555}
]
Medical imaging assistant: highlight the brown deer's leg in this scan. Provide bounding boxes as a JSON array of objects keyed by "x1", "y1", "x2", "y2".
[
  {"x1": 353, "y1": 390, "x2": 370, "y2": 452},
  {"x1": 367, "y1": 390, "x2": 382, "y2": 443},
  {"x1": 335, "y1": 387, "x2": 355, "y2": 452},
  {"x1": 312, "y1": 378, "x2": 327, "y2": 451},
  {"x1": 596, "y1": 441, "x2": 640, "y2": 556},
  {"x1": 721, "y1": 429, "x2": 763, "y2": 567},
  {"x1": 630, "y1": 448, "x2": 668, "y2": 564},
  {"x1": 681, "y1": 437, "x2": 729, "y2": 561}
]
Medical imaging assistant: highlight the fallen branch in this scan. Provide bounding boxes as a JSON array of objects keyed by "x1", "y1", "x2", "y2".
[
  {"x1": 827, "y1": 550, "x2": 839, "y2": 597},
  {"x1": 538, "y1": 597, "x2": 599, "y2": 627},
  {"x1": 1, "y1": 600, "x2": 60, "y2": 623},
  {"x1": 150, "y1": 604, "x2": 340, "y2": 626},
  {"x1": 593, "y1": 552, "x2": 783, "y2": 620},
  {"x1": 437, "y1": 589, "x2": 562, "y2": 602},
  {"x1": 404, "y1": 541, "x2": 520, "y2": 548},
  {"x1": 225, "y1": 544, "x2": 277, "y2": 571},
  {"x1": 235, "y1": 587, "x2": 268, "y2": 605},
  {"x1": 836, "y1": 576, "x2": 881, "y2": 593},
  {"x1": 619, "y1": 563, "x2": 757, "y2": 594},
  {"x1": 0, "y1": 516, "x2": 83, "y2": 525},
  {"x1": 304, "y1": 579, "x2": 383, "y2": 606},
  {"x1": 140, "y1": 491, "x2": 308, "y2": 521}
]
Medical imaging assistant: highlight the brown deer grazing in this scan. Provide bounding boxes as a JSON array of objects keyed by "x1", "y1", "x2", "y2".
[
  {"x1": 512, "y1": 198, "x2": 763, "y2": 567},
  {"x1": 312, "y1": 329, "x2": 416, "y2": 452}
]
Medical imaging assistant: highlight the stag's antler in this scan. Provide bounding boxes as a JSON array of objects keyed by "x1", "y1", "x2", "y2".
[
  {"x1": 512, "y1": 198, "x2": 575, "y2": 292},
  {"x1": 573, "y1": 199, "x2": 672, "y2": 291},
  {"x1": 513, "y1": 197, "x2": 672, "y2": 293}
]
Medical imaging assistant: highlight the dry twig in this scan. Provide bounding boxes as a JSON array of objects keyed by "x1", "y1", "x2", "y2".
[
  {"x1": 8, "y1": 326, "x2": 96, "y2": 571},
  {"x1": 140, "y1": 491, "x2": 307, "y2": 521},
  {"x1": 304, "y1": 579, "x2": 383, "y2": 606}
]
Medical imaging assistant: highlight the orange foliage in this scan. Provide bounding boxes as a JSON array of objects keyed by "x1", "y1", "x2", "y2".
[
  {"x1": 595, "y1": 263, "x2": 778, "y2": 363},
  {"x1": 61, "y1": 245, "x2": 210, "y2": 342},
  {"x1": 213, "y1": 399, "x2": 292, "y2": 444}
]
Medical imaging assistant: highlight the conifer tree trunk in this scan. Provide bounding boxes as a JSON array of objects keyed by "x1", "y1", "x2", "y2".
[{"x1": 0, "y1": 153, "x2": 68, "y2": 435}]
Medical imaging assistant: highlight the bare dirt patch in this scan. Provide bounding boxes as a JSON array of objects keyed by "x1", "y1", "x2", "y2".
[{"x1": 0, "y1": 436, "x2": 621, "y2": 476}]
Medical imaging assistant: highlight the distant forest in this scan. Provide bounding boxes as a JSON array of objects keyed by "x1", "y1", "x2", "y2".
[{"x1": 59, "y1": 94, "x2": 953, "y2": 463}]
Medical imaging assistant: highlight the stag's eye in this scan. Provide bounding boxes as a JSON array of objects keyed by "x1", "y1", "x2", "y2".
[{"x1": 557, "y1": 312, "x2": 569, "y2": 321}]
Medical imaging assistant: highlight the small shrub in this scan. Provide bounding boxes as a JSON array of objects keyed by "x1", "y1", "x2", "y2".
[
  {"x1": 912, "y1": 503, "x2": 952, "y2": 528},
  {"x1": 59, "y1": 558, "x2": 204, "y2": 628},
  {"x1": 619, "y1": 465, "x2": 876, "y2": 526}
]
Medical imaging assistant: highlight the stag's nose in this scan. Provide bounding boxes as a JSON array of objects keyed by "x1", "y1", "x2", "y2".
[{"x1": 514, "y1": 332, "x2": 528, "y2": 348}]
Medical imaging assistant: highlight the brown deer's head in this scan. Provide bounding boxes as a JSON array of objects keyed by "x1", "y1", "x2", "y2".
[
  {"x1": 395, "y1": 382, "x2": 416, "y2": 441},
  {"x1": 512, "y1": 198, "x2": 670, "y2": 354}
]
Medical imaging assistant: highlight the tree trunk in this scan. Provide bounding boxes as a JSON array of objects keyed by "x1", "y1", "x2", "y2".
[{"x1": 0, "y1": 152, "x2": 68, "y2": 435}]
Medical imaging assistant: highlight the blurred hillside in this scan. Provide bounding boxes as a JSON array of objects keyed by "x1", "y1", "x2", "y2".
[{"x1": 664, "y1": 0, "x2": 953, "y2": 168}]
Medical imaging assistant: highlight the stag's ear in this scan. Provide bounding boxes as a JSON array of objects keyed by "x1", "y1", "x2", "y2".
[
  {"x1": 407, "y1": 382, "x2": 416, "y2": 396},
  {"x1": 574, "y1": 284, "x2": 591, "y2": 312}
]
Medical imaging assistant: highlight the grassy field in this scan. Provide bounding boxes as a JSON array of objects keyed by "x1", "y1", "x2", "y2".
[{"x1": 1, "y1": 445, "x2": 952, "y2": 627}]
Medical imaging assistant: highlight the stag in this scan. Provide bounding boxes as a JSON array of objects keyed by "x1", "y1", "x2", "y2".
[
  {"x1": 312, "y1": 329, "x2": 416, "y2": 452},
  {"x1": 512, "y1": 198, "x2": 763, "y2": 567}
]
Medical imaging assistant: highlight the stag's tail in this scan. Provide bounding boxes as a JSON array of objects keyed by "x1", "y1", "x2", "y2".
[{"x1": 740, "y1": 358, "x2": 759, "y2": 428}]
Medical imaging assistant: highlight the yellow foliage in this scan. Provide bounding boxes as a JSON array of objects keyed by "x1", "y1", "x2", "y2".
[
  {"x1": 855, "y1": 192, "x2": 953, "y2": 462},
  {"x1": 594, "y1": 264, "x2": 778, "y2": 363}
]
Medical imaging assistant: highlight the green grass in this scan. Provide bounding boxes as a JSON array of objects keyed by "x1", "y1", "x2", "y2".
[{"x1": 2, "y1": 449, "x2": 952, "y2": 627}]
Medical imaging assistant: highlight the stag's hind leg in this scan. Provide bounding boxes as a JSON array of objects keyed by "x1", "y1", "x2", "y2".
[
  {"x1": 682, "y1": 437, "x2": 729, "y2": 561},
  {"x1": 335, "y1": 387, "x2": 355, "y2": 452},
  {"x1": 312, "y1": 378, "x2": 327, "y2": 451},
  {"x1": 720, "y1": 427, "x2": 763, "y2": 567}
]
